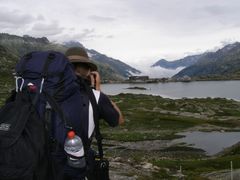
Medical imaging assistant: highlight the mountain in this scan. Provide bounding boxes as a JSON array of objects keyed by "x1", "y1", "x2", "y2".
[
  {"x1": 173, "y1": 42, "x2": 240, "y2": 80},
  {"x1": 63, "y1": 41, "x2": 141, "y2": 78},
  {"x1": 152, "y1": 54, "x2": 206, "y2": 69},
  {"x1": 0, "y1": 33, "x2": 140, "y2": 81},
  {"x1": 88, "y1": 49, "x2": 140, "y2": 77},
  {"x1": 63, "y1": 41, "x2": 84, "y2": 48},
  {"x1": 0, "y1": 33, "x2": 66, "y2": 57}
]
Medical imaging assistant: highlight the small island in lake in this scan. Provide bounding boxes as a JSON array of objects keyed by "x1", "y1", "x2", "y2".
[{"x1": 126, "y1": 86, "x2": 147, "y2": 90}]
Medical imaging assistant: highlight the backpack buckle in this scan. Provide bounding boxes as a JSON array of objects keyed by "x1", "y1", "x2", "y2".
[
  {"x1": 65, "y1": 125, "x2": 73, "y2": 130},
  {"x1": 40, "y1": 77, "x2": 45, "y2": 93},
  {"x1": 15, "y1": 76, "x2": 24, "y2": 92}
]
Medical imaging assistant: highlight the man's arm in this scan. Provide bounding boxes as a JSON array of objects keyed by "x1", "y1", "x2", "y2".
[
  {"x1": 90, "y1": 71, "x2": 124, "y2": 125},
  {"x1": 110, "y1": 101, "x2": 124, "y2": 125}
]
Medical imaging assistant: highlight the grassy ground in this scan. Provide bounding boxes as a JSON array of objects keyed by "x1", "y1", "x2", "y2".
[
  {"x1": 152, "y1": 154, "x2": 240, "y2": 179},
  {"x1": 1, "y1": 81, "x2": 240, "y2": 179},
  {"x1": 101, "y1": 93, "x2": 240, "y2": 142},
  {"x1": 102, "y1": 93, "x2": 240, "y2": 179}
]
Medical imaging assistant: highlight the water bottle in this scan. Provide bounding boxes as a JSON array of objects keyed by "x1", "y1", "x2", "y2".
[{"x1": 64, "y1": 131, "x2": 86, "y2": 168}]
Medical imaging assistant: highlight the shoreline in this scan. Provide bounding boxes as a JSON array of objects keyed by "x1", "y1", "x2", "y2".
[
  {"x1": 107, "y1": 92, "x2": 240, "y2": 102},
  {"x1": 102, "y1": 78, "x2": 240, "y2": 84}
]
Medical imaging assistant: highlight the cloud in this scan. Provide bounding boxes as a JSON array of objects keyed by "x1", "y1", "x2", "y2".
[
  {"x1": 0, "y1": 7, "x2": 47, "y2": 37},
  {"x1": 1, "y1": 0, "x2": 240, "y2": 65},
  {"x1": 106, "y1": 35, "x2": 114, "y2": 39},
  {"x1": 0, "y1": 8, "x2": 35, "y2": 29},
  {"x1": 202, "y1": 5, "x2": 228, "y2": 16},
  {"x1": 36, "y1": 15, "x2": 45, "y2": 21},
  {"x1": 220, "y1": 39, "x2": 236, "y2": 46},
  {"x1": 119, "y1": 0, "x2": 240, "y2": 37},
  {"x1": 52, "y1": 28, "x2": 103, "y2": 42},
  {"x1": 139, "y1": 66, "x2": 185, "y2": 78},
  {"x1": 29, "y1": 21, "x2": 64, "y2": 37},
  {"x1": 73, "y1": 28, "x2": 103, "y2": 41},
  {"x1": 88, "y1": 15, "x2": 115, "y2": 22}
]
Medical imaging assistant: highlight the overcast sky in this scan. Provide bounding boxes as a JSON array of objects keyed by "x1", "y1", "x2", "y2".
[{"x1": 1, "y1": 0, "x2": 240, "y2": 69}]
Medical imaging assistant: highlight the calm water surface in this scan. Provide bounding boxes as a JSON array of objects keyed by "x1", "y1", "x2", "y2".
[
  {"x1": 172, "y1": 131, "x2": 240, "y2": 155},
  {"x1": 102, "y1": 80, "x2": 240, "y2": 100}
]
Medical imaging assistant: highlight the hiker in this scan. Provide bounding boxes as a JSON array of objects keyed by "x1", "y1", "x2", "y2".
[
  {"x1": 0, "y1": 51, "x2": 85, "y2": 180},
  {"x1": 64, "y1": 47, "x2": 124, "y2": 179}
]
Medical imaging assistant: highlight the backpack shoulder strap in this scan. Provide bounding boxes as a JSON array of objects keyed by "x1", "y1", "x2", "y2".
[
  {"x1": 41, "y1": 52, "x2": 56, "y2": 78},
  {"x1": 83, "y1": 82, "x2": 104, "y2": 159},
  {"x1": 43, "y1": 91, "x2": 73, "y2": 130}
]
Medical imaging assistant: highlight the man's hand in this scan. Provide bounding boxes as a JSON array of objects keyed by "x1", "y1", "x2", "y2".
[{"x1": 90, "y1": 71, "x2": 101, "y2": 90}]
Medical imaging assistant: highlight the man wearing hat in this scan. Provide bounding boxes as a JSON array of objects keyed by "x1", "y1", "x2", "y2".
[
  {"x1": 65, "y1": 47, "x2": 98, "y2": 88},
  {"x1": 64, "y1": 47, "x2": 124, "y2": 180}
]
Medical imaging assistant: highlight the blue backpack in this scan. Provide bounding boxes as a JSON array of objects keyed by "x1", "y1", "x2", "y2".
[{"x1": 0, "y1": 51, "x2": 86, "y2": 179}]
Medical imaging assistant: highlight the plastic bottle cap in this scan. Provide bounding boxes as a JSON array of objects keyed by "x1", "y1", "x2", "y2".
[
  {"x1": 67, "y1": 131, "x2": 75, "y2": 139},
  {"x1": 28, "y1": 84, "x2": 37, "y2": 93}
]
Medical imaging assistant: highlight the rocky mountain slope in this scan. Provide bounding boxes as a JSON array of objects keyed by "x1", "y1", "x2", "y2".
[
  {"x1": 0, "y1": 33, "x2": 141, "y2": 81},
  {"x1": 173, "y1": 42, "x2": 240, "y2": 80},
  {"x1": 152, "y1": 54, "x2": 206, "y2": 69}
]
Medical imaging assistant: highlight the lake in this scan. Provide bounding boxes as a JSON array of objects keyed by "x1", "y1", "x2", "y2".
[
  {"x1": 102, "y1": 80, "x2": 240, "y2": 100},
  {"x1": 172, "y1": 131, "x2": 240, "y2": 155}
]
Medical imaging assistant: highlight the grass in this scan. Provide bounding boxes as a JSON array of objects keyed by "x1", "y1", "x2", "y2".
[
  {"x1": 101, "y1": 130, "x2": 184, "y2": 141},
  {"x1": 103, "y1": 93, "x2": 240, "y2": 178},
  {"x1": 206, "y1": 119, "x2": 240, "y2": 128},
  {"x1": 100, "y1": 112, "x2": 204, "y2": 141},
  {"x1": 151, "y1": 141, "x2": 240, "y2": 178},
  {"x1": 100, "y1": 93, "x2": 240, "y2": 142},
  {"x1": 111, "y1": 94, "x2": 240, "y2": 117},
  {"x1": 153, "y1": 155, "x2": 240, "y2": 179}
]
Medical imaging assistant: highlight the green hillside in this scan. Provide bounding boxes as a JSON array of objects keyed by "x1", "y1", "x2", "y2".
[
  {"x1": 0, "y1": 33, "x2": 140, "y2": 81},
  {"x1": 0, "y1": 45, "x2": 18, "y2": 75}
]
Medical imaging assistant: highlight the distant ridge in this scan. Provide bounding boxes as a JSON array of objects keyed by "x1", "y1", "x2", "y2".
[
  {"x1": 151, "y1": 54, "x2": 206, "y2": 70},
  {"x1": 0, "y1": 33, "x2": 141, "y2": 81},
  {"x1": 173, "y1": 42, "x2": 240, "y2": 80}
]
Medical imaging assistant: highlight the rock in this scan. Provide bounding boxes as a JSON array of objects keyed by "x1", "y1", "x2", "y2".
[
  {"x1": 112, "y1": 157, "x2": 122, "y2": 162},
  {"x1": 141, "y1": 162, "x2": 153, "y2": 169},
  {"x1": 110, "y1": 171, "x2": 138, "y2": 180},
  {"x1": 153, "y1": 166, "x2": 161, "y2": 171},
  {"x1": 127, "y1": 87, "x2": 147, "y2": 90}
]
